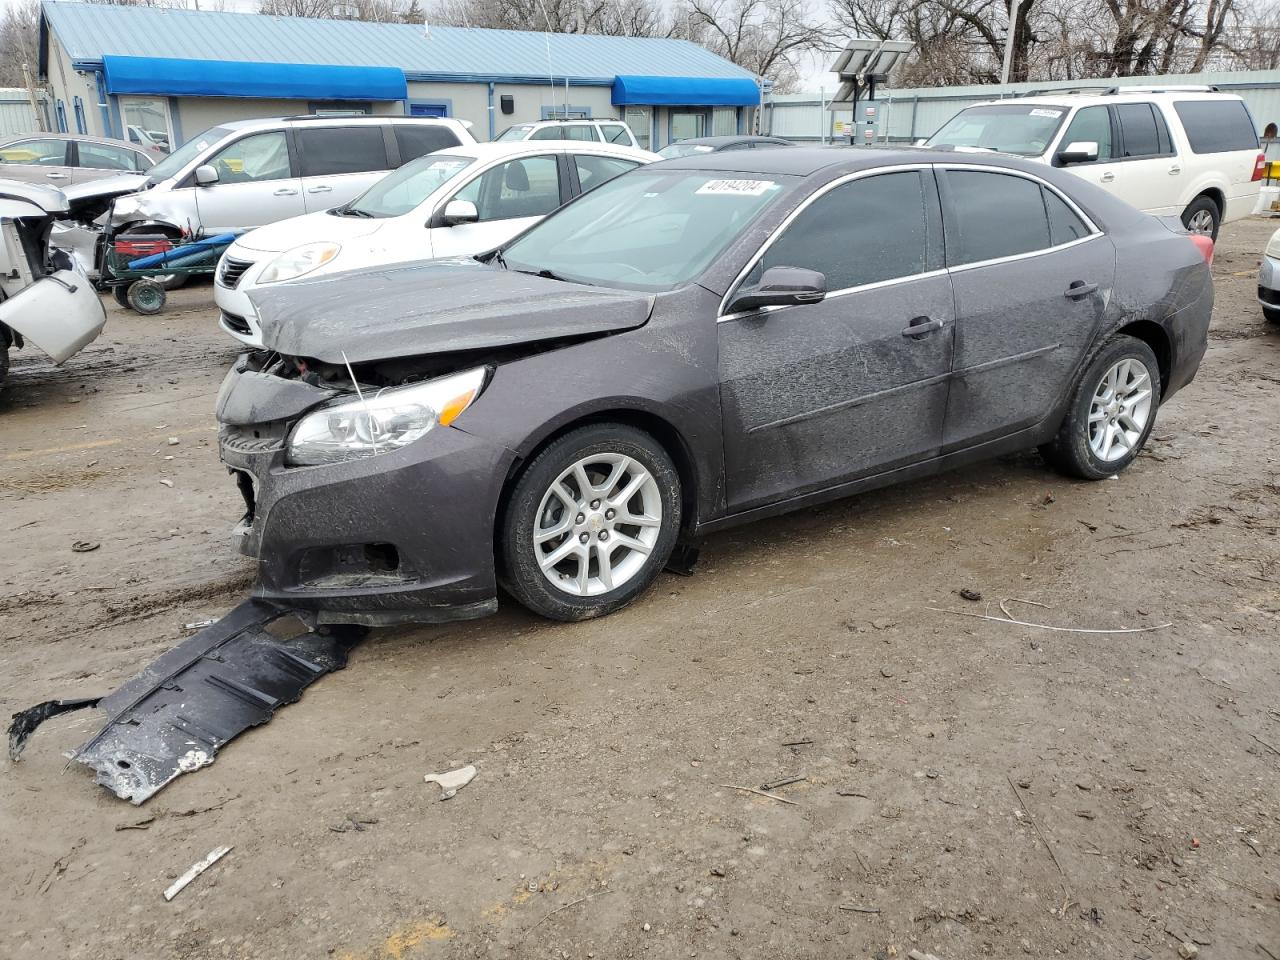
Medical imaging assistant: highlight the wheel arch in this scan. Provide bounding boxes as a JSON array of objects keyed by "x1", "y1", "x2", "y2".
[
  {"x1": 496, "y1": 405, "x2": 703, "y2": 541},
  {"x1": 1184, "y1": 186, "x2": 1224, "y2": 219},
  {"x1": 1115, "y1": 319, "x2": 1171, "y2": 397}
]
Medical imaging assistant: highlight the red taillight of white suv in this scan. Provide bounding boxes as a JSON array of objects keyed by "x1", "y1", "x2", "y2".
[
  {"x1": 1252, "y1": 152, "x2": 1267, "y2": 181},
  {"x1": 1190, "y1": 233, "x2": 1214, "y2": 265}
]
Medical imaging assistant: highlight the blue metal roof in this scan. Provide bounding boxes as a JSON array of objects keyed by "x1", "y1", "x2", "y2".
[
  {"x1": 613, "y1": 75, "x2": 759, "y2": 106},
  {"x1": 103, "y1": 55, "x2": 408, "y2": 100},
  {"x1": 41, "y1": 2, "x2": 756, "y2": 85}
]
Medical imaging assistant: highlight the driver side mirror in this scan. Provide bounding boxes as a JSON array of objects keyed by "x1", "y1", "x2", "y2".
[
  {"x1": 727, "y1": 266, "x2": 826, "y2": 314},
  {"x1": 441, "y1": 199, "x2": 478, "y2": 226},
  {"x1": 1056, "y1": 141, "x2": 1099, "y2": 166},
  {"x1": 194, "y1": 164, "x2": 219, "y2": 186}
]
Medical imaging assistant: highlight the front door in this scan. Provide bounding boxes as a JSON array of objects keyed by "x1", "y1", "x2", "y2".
[
  {"x1": 938, "y1": 167, "x2": 1116, "y2": 448},
  {"x1": 430, "y1": 153, "x2": 566, "y2": 258},
  {"x1": 0, "y1": 137, "x2": 73, "y2": 187},
  {"x1": 193, "y1": 131, "x2": 305, "y2": 233},
  {"x1": 718, "y1": 169, "x2": 954, "y2": 511}
]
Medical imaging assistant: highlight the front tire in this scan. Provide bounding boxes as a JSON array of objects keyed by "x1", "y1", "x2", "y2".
[
  {"x1": 1041, "y1": 335, "x2": 1161, "y2": 480},
  {"x1": 500, "y1": 424, "x2": 682, "y2": 621},
  {"x1": 1181, "y1": 196, "x2": 1220, "y2": 240}
]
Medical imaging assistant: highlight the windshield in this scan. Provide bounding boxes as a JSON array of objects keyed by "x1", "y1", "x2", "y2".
[
  {"x1": 926, "y1": 104, "x2": 1068, "y2": 156},
  {"x1": 658, "y1": 142, "x2": 716, "y2": 159},
  {"x1": 147, "y1": 125, "x2": 233, "y2": 181},
  {"x1": 495, "y1": 125, "x2": 534, "y2": 142},
  {"x1": 501, "y1": 170, "x2": 790, "y2": 290},
  {"x1": 344, "y1": 154, "x2": 475, "y2": 218}
]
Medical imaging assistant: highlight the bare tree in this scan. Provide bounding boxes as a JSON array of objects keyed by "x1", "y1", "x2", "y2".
[
  {"x1": 0, "y1": 0, "x2": 40, "y2": 88},
  {"x1": 672, "y1": 0, "x2": 824, "y2": 89}
]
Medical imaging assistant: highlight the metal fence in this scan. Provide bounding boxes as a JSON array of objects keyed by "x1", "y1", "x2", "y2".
[
  {"x1": 0, "y1": 89, "x2": 49, "y2": 137},
  {"x1": 765, "y1": 69, "x2": 1280, "y2": 143}
]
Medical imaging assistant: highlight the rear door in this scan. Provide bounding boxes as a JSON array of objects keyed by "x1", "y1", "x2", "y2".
[
  {"x1": 193, "y1": 130, "x2": 304, "y2": 233},
  {"x1": 939, "y1": 166, "x2": 1115, "y2": 449},
  {"x1": 0, "y1": 138, "x2": 72, "y2": 187},
  {"x1": 72, "y1": 140, "x2": 150, "y2": 183},
  {"x1": 393, "y1": 124, "x2": 464, "y2": 164},
  {"x1": 429, "y1": 152, "x2": 568, "y2": 257},
  {"x1": 295, "y1": 125, "x2": 394, "y2": 212},
  {"x1": 718, "y1": 168, "x2": 954, "y2": 511},
  {"x1": 1110, "y1": 102, "x2": 1180, "y2": 214}
]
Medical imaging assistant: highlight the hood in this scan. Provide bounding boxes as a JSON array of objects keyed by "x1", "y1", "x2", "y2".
[
  {"x1": 249, "y1": 258, "x2": 654, "y2": 365},
  {"x1": 0, "y1": 178, "x2": 68, "y2": 215},
  {"x1": 232, "y1": 210, "x2": 384, "y2": 255},
  {"x1": 61, "y1": 173, "x2": 150, "y2": 203}
]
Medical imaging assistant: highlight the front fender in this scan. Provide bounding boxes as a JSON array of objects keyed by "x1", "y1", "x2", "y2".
[{"x1": 0, "y1": 268, "x2": 106, "y2": 364}]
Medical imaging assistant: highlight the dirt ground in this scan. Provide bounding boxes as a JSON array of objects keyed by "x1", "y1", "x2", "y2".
[{"x1": 2, "y1": 219, "x2": 1278, "y2": 960}]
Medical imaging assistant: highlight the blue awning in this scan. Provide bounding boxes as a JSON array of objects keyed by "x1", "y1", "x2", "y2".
[
  {"x1": 102, "y1": 56, "x2": 407, "y2": 101},
  {"x1": 612, "y1": 75, "x2": 759, "y2": 107}
]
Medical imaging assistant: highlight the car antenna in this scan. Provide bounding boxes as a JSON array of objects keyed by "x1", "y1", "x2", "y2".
[{"x1": 341, "y1": 350, "x2": 379, "y2": 455}]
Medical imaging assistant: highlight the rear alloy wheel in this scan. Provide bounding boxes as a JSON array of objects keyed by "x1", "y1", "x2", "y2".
[
  {"x1": 1181, "y1": 196, "x2": 1220, "y2": 240},
  {"x1": 501, "y1": 424, "x2": 681, "y2": 621},
  {"x1": 1041, "y1": 335, "x2": 1161, "y2": 480}
]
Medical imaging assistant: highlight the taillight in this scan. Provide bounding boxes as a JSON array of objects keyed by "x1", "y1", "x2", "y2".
[
  {"x1": 1252, "y1": 152, "x2": 1267, "y2": 181},
  {"x1": 1190, "y1": 234, "x2": 1214, "y2": 264}
]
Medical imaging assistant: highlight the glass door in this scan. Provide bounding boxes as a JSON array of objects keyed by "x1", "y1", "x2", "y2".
[
  {"x1": 670, "y1": 110, "x2": 708, "y2": 142},
  {"x1": 119, "y1": 96, "x2": 173, "y2": 153}
]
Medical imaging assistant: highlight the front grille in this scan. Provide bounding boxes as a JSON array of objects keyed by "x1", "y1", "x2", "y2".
[
  {"x1": 1259, "y1": 284, "x2": 1280, "y2": 307},
  {"x1": 218, "y1": 256, "x2": 253, "y2": 288},
  {"x1": 220, "y1": 311, "x2": 252, "y2": 336}
]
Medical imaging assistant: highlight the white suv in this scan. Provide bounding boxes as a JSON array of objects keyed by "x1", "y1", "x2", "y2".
[
  {"x1": 926, "y1": 89, "x2": 1264, "y2": 238},
  {"x1": 495, "y1": 119, "x2": 639, "y2": 148}
]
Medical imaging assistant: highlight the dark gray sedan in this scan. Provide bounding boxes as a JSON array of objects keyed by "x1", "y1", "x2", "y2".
[{"x1": 217, "y1": 148, "x2": 1213, "y2": 623}]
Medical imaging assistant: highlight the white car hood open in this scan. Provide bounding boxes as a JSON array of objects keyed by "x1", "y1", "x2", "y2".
[{"x1": 231, "y1": 210, "x2": 386, "y2": 255}]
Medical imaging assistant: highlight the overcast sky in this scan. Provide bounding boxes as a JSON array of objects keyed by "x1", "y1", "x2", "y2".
[{"x1": 10, "y1": 0, "x2": 837, "y2": 88}]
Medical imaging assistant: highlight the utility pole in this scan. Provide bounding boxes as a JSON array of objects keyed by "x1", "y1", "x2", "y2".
[
  {"x1": 21, "y1": 62, "x2": 45, "y2": 132},
  {"x1": 1000, "y1": 0, "x2": 1023, "y2": 84}
]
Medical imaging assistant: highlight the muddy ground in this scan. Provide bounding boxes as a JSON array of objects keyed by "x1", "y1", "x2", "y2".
[{"x1": 2, "y1": 219, "x2": 1278, "y2": 960}]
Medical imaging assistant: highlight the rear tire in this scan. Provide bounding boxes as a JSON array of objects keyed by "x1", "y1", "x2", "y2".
[
  {"x1": 500, "y1": 424, "x2": 681, "y2": 621},
  {"x1": 1041, "y1": 335, "x2": 1161, "y2": 480},
  {"x1": 1181, "y1": 195, "x2": 1220, "y2": 240},
  {"x1": 0, "y1": 342, "x2": 8, "y2": 395},
  {"x1": 1264, "y1": 305, "x2": 1280, "y2": 325}
]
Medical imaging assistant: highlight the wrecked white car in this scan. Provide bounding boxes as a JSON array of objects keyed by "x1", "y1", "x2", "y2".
[{"x1": 0, "y1": 179, "x2": 107, "y2": 389}]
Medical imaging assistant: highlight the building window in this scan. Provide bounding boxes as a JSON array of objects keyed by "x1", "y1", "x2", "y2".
[
  {"x1": 408, "y1": 101, "x2": 450, "y2": 117},
  {"x1": 712, "y1": 107, "x2": 737, "y2": 137},
  {"x1": 308, "y1": 101, "x2": 371, "y2": 116},
  {"x1": 55, "y1": 100, "x2": 67, "y2": 133},
  {"x1": 72, "y1": 96, "x2": 87, "y2": 134},
  {"x1": 541, "y1": 104, "x2": 593, "y2": 120},
  {"x1": 671, "y1": 109, "x2": 707, "y2": 142},
  {"x1": 623, "y1": 106, "x2": 651, "y2": 150},
  {"x1": 119, "y1": 96, "x2": 173, "y2": 153}
]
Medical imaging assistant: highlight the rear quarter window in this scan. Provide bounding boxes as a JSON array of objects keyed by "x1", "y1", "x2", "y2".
[
  {"x1": 395, "y1": 125, "x2": 463, "y2": 163},
  {"x1": 1173, "y1": 100, "x2": 1260, "y2": 154}
]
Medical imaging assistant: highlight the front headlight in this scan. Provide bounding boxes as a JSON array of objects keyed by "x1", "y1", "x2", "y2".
[
  {"x1": 285, "y1": 367, "x2": 487, "y2": 466},
  {"x1": 259, "y1": 242, "x2": 341, "y2": 284},
  {"x1": 1266, "y1": 229, "x2": 1280, "y2": 260}
]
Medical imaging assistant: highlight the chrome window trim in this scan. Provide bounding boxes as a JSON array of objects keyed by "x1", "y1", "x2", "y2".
[
  {"x1": 718, "y1": 162, "x2": 935, "y2": 322},
  {"x1": 718, "y1": 161, "x2": 1104, "y2": 322}
]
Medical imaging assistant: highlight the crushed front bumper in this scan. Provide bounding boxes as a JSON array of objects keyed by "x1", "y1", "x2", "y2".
[{"x1": 216, "y1": 359, "x2": 512, "y2": 626}]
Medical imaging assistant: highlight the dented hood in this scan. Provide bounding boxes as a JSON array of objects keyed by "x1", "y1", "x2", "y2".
[{"x1": 248, "y1": 258, "x2": 655, "y2": 364}]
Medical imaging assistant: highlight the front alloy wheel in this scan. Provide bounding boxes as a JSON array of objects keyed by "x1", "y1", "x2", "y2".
[{"x1": 502, "y1": 424, "x2": 681, "y2": 620}]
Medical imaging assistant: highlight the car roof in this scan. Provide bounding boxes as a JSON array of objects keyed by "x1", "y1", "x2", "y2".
[
  {"x1": 972, "y1": 90, "x2": 1247, "y2": 108},
  {"x1": 443, "y1": 141, "x2": 652, "y2": 161},
  {"x1": 216, "y1": 114, "x2": 462, "y2": 132},
  {"x1": 0, "y1": 132, "x2": 147, "y2": 149},
  {"x1": 674, "y1": 135, "x2": 788, "y2": 147},
  {"x1": 657, "y1": 144, "x2": 1072, "y2": 178}
]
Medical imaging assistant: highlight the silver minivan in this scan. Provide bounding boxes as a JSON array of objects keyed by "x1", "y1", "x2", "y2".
[{"x1": 98, "y1": 114, "x2": 476, "y2": 241}]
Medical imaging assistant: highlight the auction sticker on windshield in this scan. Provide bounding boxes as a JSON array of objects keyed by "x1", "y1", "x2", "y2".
[
  {"x1": 1029, "y1": 109, "x2": 1063, "y2": 119},
  {"x1": 695, "y1": 179, "x2": 777, "y2": 196}
]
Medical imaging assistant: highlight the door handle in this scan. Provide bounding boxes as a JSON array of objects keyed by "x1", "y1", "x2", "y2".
[
  {"x1": 307, "y1": 185, "x2": 332, "y2": 193},
  {"x1": 273, "y1": 188, "x2": 298, "y2": 196},
  {"x1": 1100, "y1": 172, "x2": 1116, "y2": 183},
  {"x1": 1168, "y1": 165, "x2": 1181, "y2": 175},
  {"x1": 1065, "y1": 281, "x2": 1098, "y2": 300},
  {"x1": 45, "y1": 172, "x2": 68, "y2": 180},
  {"x1": 901, "y1": 316, "x2": 945, "y2": 338}
]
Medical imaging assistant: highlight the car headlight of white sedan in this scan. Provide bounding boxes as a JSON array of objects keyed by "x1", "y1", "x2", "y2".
[
  {"x1": 258, "y1": 242, "x2": 342, "y2": 284},
  {"x1": 286, "y1": 367, "x2": 487, "y2": 465},
  {"x1": 1265, "y1": 229, "x2": 1280, "y2": 261}
]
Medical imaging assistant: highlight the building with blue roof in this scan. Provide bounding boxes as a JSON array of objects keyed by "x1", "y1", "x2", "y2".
[{"x1": 37, "y1": 1, "x2": 762, "y2": 151}]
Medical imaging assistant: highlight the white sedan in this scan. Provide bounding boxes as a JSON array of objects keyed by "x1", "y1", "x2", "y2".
[{"x1": 215, "y1": 140, "x2": 658, "y2": 347}]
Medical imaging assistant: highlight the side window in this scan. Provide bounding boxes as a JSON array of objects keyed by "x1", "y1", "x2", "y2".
[
  {"x1": 77, "y1": 142, "x2": 143, "y2": 172},
  {"x1": 946, "y1": 170, "x2": 1051, "y2": 265},
  {"x1": 1116, "y1": 103, "x2": 1163, "y2": 158},
  {"x1": 452, "y1": 155, "x2": 562, "y2": 222},
  {"x1": 1043, "y1": 188, "x2": 1091, "y2": 246},
  {"x1": 0, "y1": 138, "x2": 67, "y2": 166},
  {"x1": 755, "y1": 171, "x2": 928, "y2": 291},
  {"x1": 566, "y1": 126, "x2": 599, "y2": 142},
  {"x1": 296, "y1": 127, "x2": 389, "y2": 177},
  {"x1": 1058, "y1": 106, "x2": 1113, "y2": 162},
  {"x1": 600, "y1": 124, "x2": 631, "y2": 145},
  {"x1": 209, "y1": 132, "x2": 292, "y2": 183},
  {"x1": 574, "y1": 154, "x2": 639, "y2": 193},
  {"x1": 395, "y1": 125, "x2": 462, "y2": 163},
  {"x1": 530, "y1": 126, "x2": 567, "y2": 141},
  {"x1": 1174, "y1": 99, "x2": 1261, "y2": 154}
]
